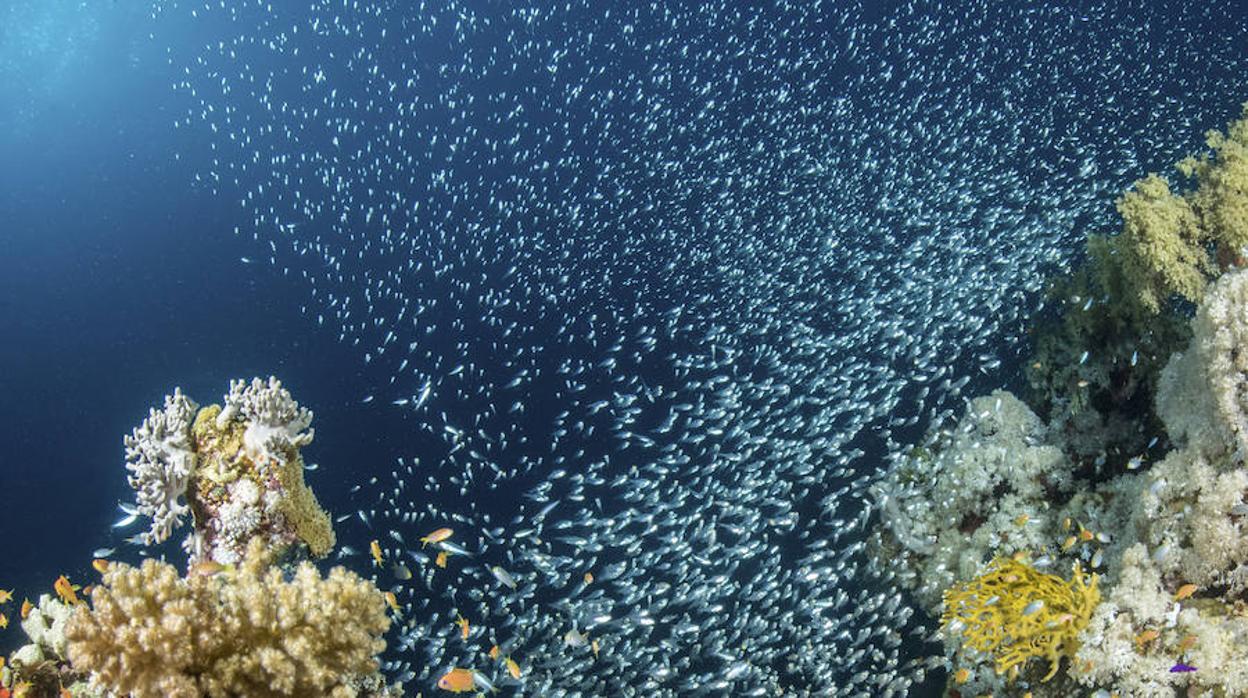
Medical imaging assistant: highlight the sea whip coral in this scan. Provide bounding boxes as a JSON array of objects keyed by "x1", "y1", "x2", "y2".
[{"x1": 123, "y1": 388, "x2": 199, "y2": 545}]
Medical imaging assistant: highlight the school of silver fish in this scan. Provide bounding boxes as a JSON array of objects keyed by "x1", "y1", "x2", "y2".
[{"x1": 151, "y1": 0, "x2": 1248, "y2": 694}]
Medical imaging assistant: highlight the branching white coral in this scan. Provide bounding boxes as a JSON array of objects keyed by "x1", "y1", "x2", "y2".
[
  {"x1": 1156, "y1": 267, "x2": 1248, "y2": 462},
  {"x1": 223, "y1": 377, "x2": 314, "y2": 464},
  {"x1": 124, "y1": 388, "x2": 199, "y2": 545},
  {"x1": 872, "y1": 390, "x2": 1073, "y2": 610}
]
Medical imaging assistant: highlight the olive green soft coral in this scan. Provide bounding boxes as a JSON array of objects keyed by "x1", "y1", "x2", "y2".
[
  {"x1": 1092, "y1": 102, "x2": 1248, "y2": 317},
  {"x1": 1104, "y1": 173, "x2": 1206, "y2": 314},
  {"x1": 942, "y1": 557, "x2": 1099, "y2": 682}
]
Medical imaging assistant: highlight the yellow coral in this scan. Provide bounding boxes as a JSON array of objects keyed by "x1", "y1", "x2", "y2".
[
  {"x1": 64, "y1": 538, "x2": 389, "y2": 698},
  {"x1": 1180, "y1": 105, "x2": 1248, "y2": 257},
  {"x1": 941, "y1": 557, "x2": 1099, "y2": 682},
  {"x1": 276, "y1": 453, "x2": 336, "y2": 557}
]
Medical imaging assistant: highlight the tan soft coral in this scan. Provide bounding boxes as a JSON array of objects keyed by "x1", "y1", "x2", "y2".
[
  {"x1": 1109, "y1": 173, "x2": 1207, "y2": 315},
  {"x1": 64, "y1": 539, "x2": 390, "y2": 698},
  {"x1": 1180, "y1": 108, "x2": 1248, "y2": 258},
  {"x1": 1092, "y1": 103, "x2": 1248, "y2": 318}
]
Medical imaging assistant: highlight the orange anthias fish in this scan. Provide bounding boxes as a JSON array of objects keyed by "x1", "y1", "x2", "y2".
[
  {"x1": 436, "y1": 667, "x2": 479, "y2": 693},
  {"x1": 19, "y1": 598, "x2": 32, "y2": 620},
  {"x1": 0, "y1": 612, "x2": 8, "y2": 629},
  {"x1": 435, "y1": 551, "x2": 449, "y2": 569},
  {"x1": 54, "y1": 576, "x2": 82, "y2": 606},
  {"x1": 383, "y1": 591, "x2": 401, "y2": 612},
  {"x1": 456, "y1": 614, "x2": 470, "y2": 640},
  {"x1": 0, "y1": 588, "x2": 13, "y2": 604},
  {"x1": 420, "y1": 527, "x2": 454, "y2": 547},
  {"x1": 369, "y1": 539, "x2": 383, "y2": 567}
]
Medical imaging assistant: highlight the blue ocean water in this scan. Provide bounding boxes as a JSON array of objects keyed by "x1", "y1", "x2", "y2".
[
  {"x1": 0, "y1": 0, "x2": 371, "y2": 645},
  {"x1": 1, "y1": 0, "x2": 1247, "y2": 695}
]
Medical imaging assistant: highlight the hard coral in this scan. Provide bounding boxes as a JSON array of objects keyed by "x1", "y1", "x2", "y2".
[
  {"x1": 64, "y1": 539, "x2": 390, "y2": 698},
  {"x1": 942, "y1": 557, "x2": 1099, "y2": 682}
]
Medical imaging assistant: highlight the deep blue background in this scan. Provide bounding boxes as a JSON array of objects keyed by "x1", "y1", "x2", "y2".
[{"x1": 0, "y1": 2, "x2": 381, "y2": 647}]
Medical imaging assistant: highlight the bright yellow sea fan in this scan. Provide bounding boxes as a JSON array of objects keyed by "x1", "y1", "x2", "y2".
[{"x1": 941, "y1": 556, "x2": 1099, "y2": 682}]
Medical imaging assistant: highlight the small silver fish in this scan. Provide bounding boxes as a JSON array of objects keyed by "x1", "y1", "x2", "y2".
[{"x1": 491, "y1": 565, "x2": 518, "y2": 590}]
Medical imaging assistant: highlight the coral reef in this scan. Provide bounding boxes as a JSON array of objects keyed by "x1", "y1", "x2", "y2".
[
  {"x1": 869, "y1": 390, "x2": 1074, "y2": 611},
  {"x1": 124, "y1": 377, "x2": 334, "y2": 565},
  {"x1": 64, "y1": 539, "x2": 391, "y2": 698},
  {"x1": 874, "y1": 276, "x2": 1248, "y2": 695},
  {"x1": 1024, "y1": 105, "x2": 1248, "y2": 469},
  {"x1": 873, "y1": 105, "x2": 1248, "y2": 697},
  {"x1": 25, "y1": 377, "x2": 400, "y2": 697}
]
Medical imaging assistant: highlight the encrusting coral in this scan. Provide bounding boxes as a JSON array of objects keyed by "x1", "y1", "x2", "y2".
[{"x1": 64, "y1": 538, "x2": 391, "y2": 698}]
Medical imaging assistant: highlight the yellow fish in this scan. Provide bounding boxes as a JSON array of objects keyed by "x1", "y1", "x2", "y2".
[
  {"x1": 369, "y1": 539, "x2": 383, "y2": 567},
  {"x1": 420, "y1": 527, "x2": 454, "y2": 547},
  {"x1": 383, "y1": 591, "x2": 401, "y2": 612},
  {"x1": 436, "y1": 668, "x2": 478, "y2": 693},
  {"x1": 54, "y1": 575, "x2": 81, "y2": 606},
  {"x1": 0, "y1": 588, "x2": 13, "y2": 604}
]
